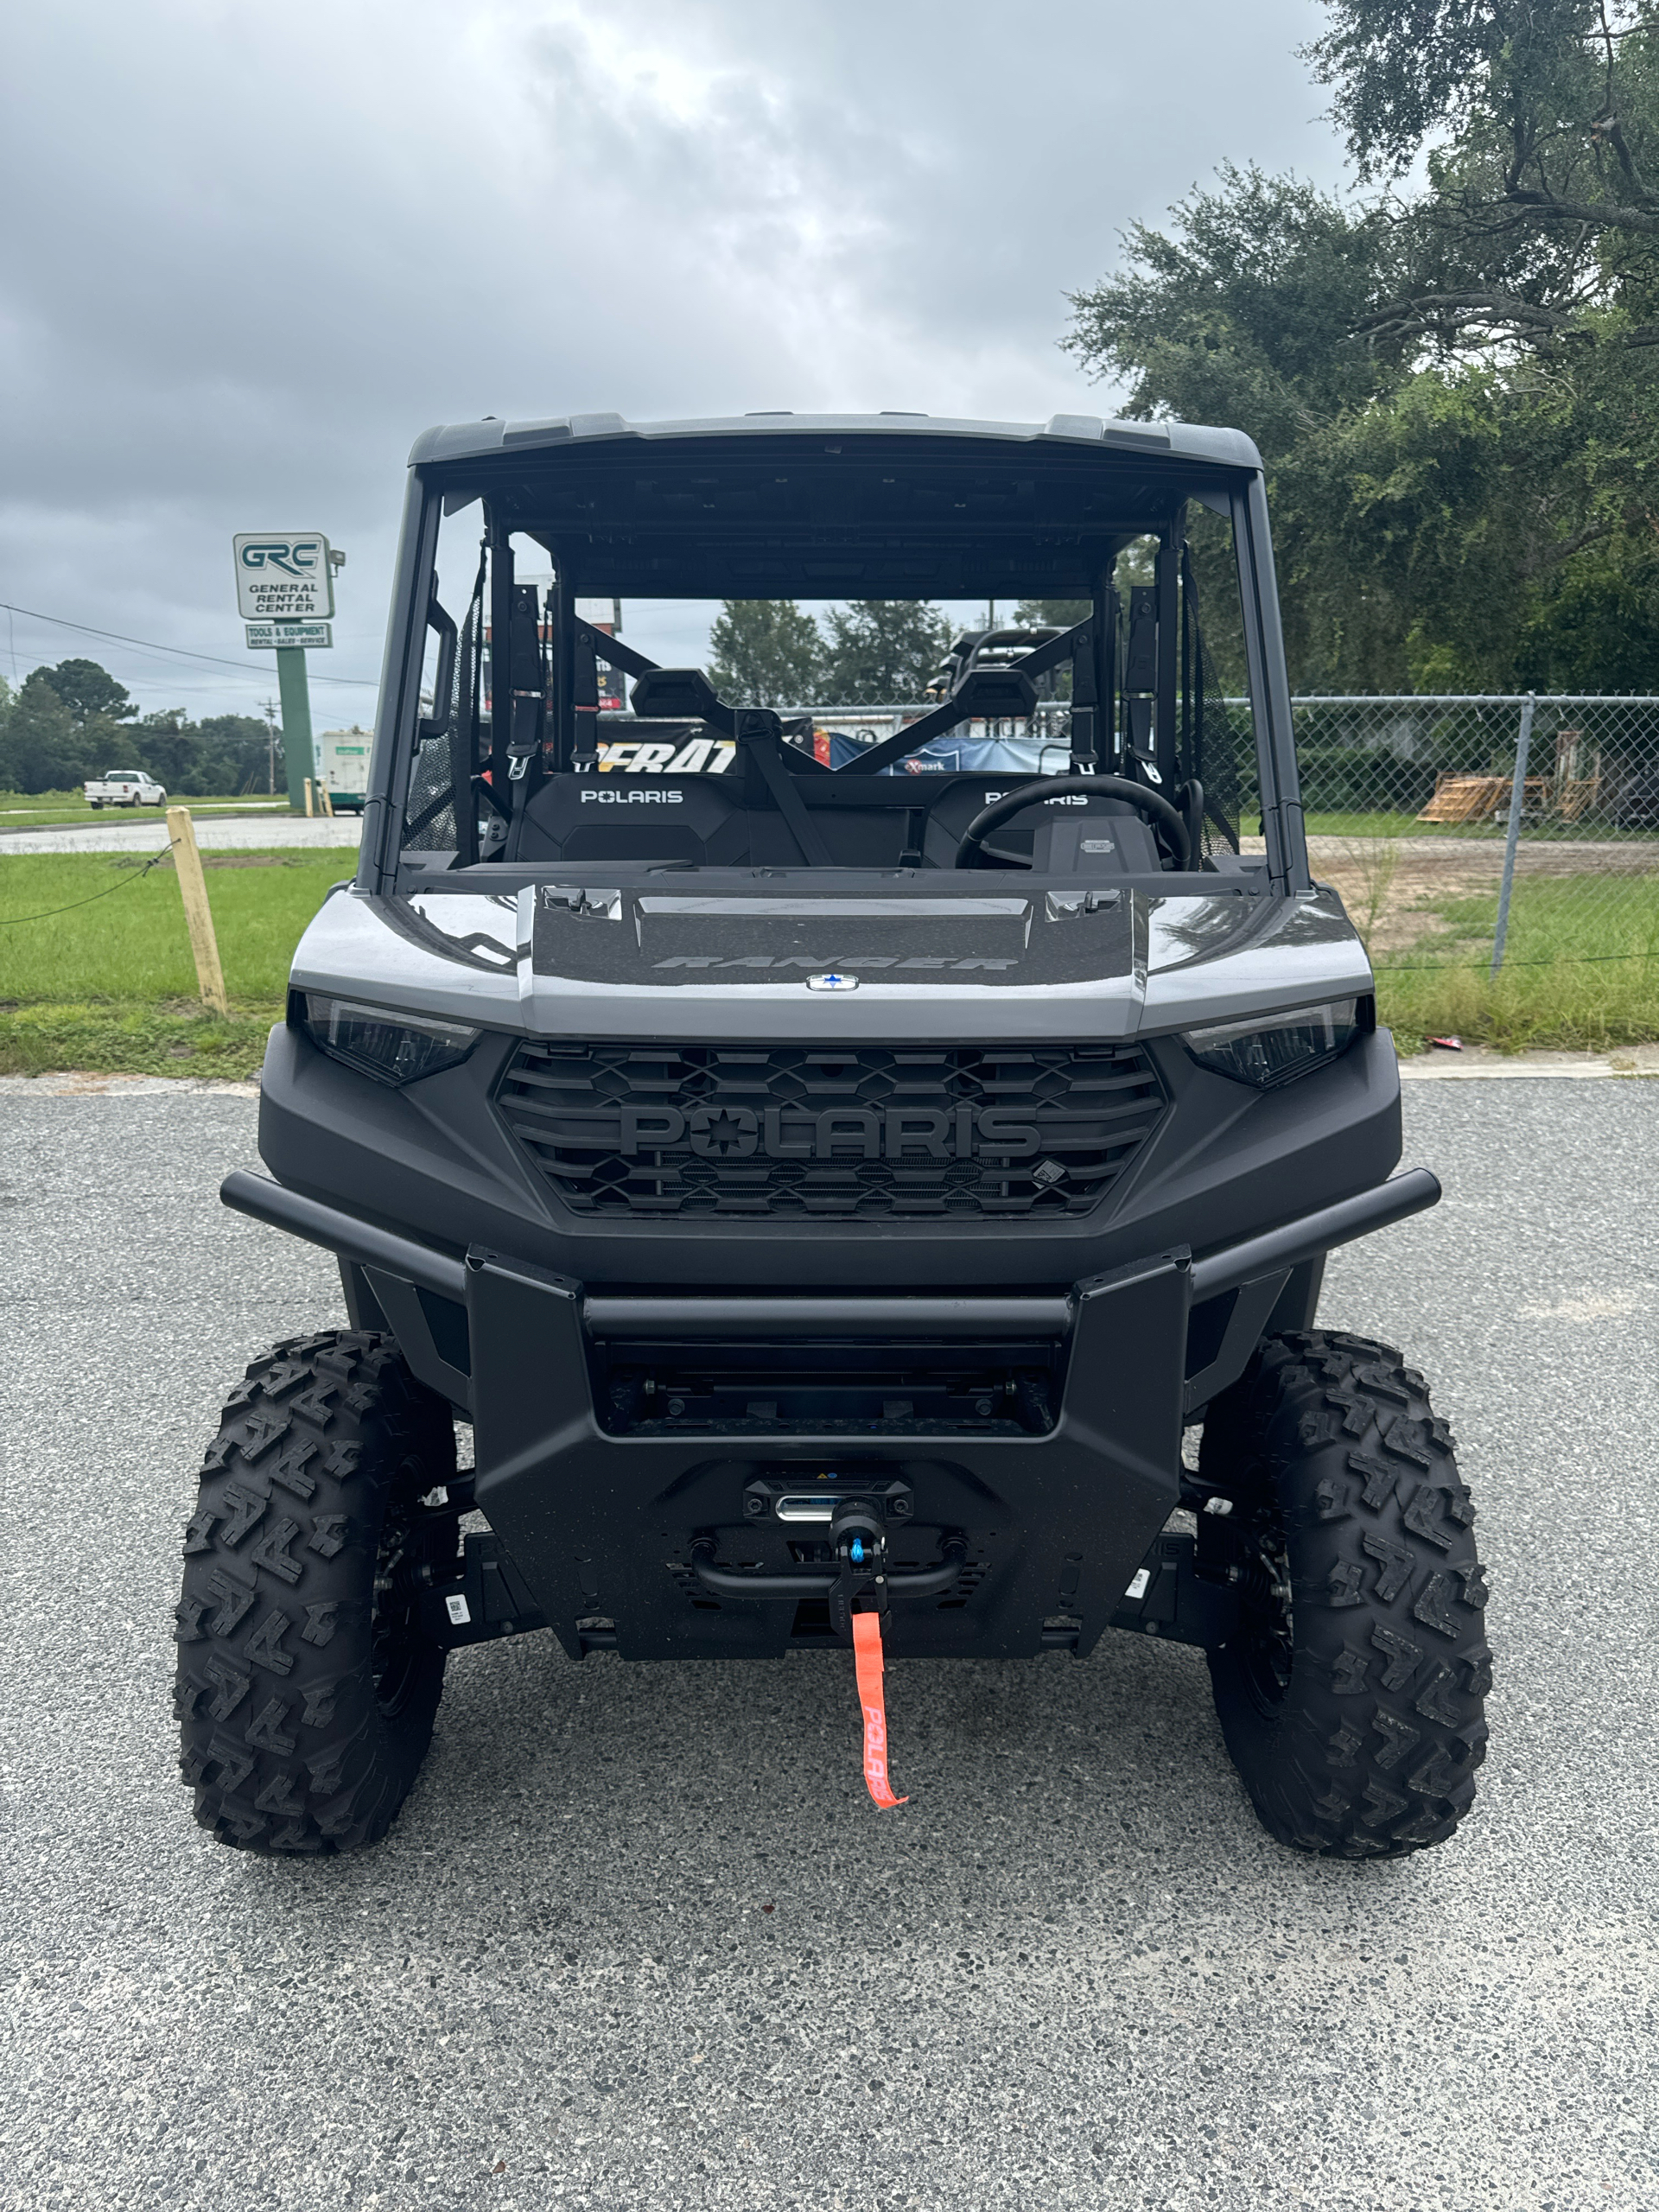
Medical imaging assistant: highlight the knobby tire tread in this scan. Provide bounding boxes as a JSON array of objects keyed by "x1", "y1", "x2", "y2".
[
  {"x1": 174, "y1": 1330, "x2": 457, "y2": 1855},
  {"x1": 1200, "y1": 1329, "x2": 1491, "y2": 1859}
]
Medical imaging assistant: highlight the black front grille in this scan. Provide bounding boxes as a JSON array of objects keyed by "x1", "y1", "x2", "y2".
[{"x1": 496, "y1": 1041, "x2": 1167, "y2": 1220}]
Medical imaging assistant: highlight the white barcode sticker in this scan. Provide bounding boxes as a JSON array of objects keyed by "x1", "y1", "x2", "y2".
[
  {"x1": 1123, "y1": 1568, "x2": 1151, "y2": 1602},
  {"x1": 444, "y1": 1592, "x2": 472, "y2": 1625}
]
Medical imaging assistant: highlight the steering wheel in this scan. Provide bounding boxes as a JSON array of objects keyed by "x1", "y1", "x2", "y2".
[{"x1": 954, "y1": 773, "x2": 1192, "y2": 870}]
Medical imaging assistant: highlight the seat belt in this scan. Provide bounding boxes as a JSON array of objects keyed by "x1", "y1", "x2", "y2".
[{"x1": 736, "y1": 710, "x2": 834, "y2": 867}]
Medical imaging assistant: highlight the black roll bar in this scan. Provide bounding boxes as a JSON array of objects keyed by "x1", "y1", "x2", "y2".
[
  {"x1": 582, "y1": 1294, "x2": 1074, "y2": 1338},
  {"x1": 220, "y1": 1171, "x2": 468, "y2": 1301},
  {"x1": 1188, "y1": 1169, "x2": 1440, "y2": 1300},
  {"x1": 221, "y1": 1166, "x2": 1440, "y2": 1340}
]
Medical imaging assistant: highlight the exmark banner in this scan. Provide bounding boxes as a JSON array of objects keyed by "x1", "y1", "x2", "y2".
[{"x1": 233, "y1": 533, "x2": 334, "y2": 620}]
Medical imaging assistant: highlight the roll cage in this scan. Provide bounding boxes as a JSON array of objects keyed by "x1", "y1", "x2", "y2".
[{"x1": 356, "y1": 413, "x2": 1309, "y2": 897}]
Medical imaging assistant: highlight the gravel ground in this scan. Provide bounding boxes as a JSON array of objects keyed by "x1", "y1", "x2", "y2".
[
  {"x1": 0, "y1": 812, "x2": 363, "y2": 855},
  {"x1": 2, "y1": 1082, "x2": 1656, "y2": 2212}
]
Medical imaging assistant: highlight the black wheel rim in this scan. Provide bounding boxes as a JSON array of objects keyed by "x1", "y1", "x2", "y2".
[
  {"x1": 370, "y1": 1461, "x2": 431, "y2": 1719},
  {"x1": 1232, "y1": 1520, "x2": 1295, "y2": 1713}
]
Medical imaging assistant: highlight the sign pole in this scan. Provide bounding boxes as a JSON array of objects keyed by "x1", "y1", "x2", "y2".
[
  {"x1": 233, "y1": 534, "x2": 340, "y2": 814},
  {"x1": 276, "y1": 645, "x2": 314, "y2": 814}
]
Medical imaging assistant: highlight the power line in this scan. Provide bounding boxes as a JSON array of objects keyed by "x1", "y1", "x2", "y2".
[{"x1": 0, "y1": 601, "x2": 378, "y2": 687}]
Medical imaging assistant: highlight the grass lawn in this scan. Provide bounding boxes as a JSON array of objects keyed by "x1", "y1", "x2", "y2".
[
  {"x1": 0, "y1": 849, "x2": 348, "y2": 1077},
  {"x1": 3, "y1": 847, "x2": 1655, "y2": 1078},
  {"x1": 1303, "y1": 810, "x2": 1491, "y2": 841},
  {"x1": 1374, "y1": 874, "x2": 1659, "y2": 1052},
  {"x1": 0, "y1": 788, "x2": 295, "y2": 832},
  {"x1": 1302, "y1": 809, "x2": 1659, "y2": 842}
]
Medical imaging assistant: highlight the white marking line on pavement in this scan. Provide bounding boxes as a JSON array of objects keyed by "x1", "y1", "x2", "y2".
[
  {"x1": 1399, "y1": 1051, "x2": 1659, "y2": 1079},
  {"x1": 0, "y1": 1074, "x2": 260, "y2": 1096},
  {"x1": 4, "y1": 1050, "x2": 1657, "y2": 1098}
]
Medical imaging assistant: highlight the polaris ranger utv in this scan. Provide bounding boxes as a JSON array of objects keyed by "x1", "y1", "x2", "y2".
[{"x1": 178, "y1": 410, "x2": 1489, "y2": 1857}]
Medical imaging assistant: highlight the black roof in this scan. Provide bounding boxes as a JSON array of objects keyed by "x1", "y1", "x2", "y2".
[
  {"x1": 410, "y1": 408, "x2": 1261, "y2": 470},
  {"x1": 410, "y1": 411, "x2": 1261, "y2": 600}
]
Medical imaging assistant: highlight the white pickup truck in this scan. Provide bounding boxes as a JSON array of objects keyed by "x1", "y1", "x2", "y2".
[{"x1": 85, "y1": 769, "x2": 167, "y2": 809}]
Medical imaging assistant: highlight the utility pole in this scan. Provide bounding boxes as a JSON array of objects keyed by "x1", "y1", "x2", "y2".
[{"x1": 261, "y1": 696, "x2": 279, "y2": 795}]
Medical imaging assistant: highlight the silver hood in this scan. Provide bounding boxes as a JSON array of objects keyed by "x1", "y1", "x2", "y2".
[{"x1": 288, "y1": 881, "x2": 1374, "y2": 1043}]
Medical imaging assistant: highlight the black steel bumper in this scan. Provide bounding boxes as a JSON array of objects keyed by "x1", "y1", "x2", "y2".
[{"x1": 219, "y1": 1166, "x2": 1439, "y2": 1662}]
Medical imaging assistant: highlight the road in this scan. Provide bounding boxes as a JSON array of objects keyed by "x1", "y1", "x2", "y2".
[
  {"x1": 0, "y1": 812, "x2": 363, "y2": 855},
  {"x1": 2, "y1": 1077, "x2": 1656, "y2": 2212}
]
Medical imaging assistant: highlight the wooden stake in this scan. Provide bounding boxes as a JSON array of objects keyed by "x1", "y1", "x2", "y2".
[
  {"x1": 166, "y1": 807, "x2": 230, "y2": 1017},
  {"x1": 321, "y1": 783, "x2": 335, "y2": 818},
  {"x1": 303, "y1": 778, "x2": 316, "y2": 817}
]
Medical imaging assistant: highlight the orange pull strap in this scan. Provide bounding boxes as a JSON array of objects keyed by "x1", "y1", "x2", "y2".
[{"x1": 851, "y1": 1611, "x2": 908, "y2": 1809}]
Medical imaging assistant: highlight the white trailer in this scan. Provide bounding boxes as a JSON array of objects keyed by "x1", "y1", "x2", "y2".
[{"x1": 314, "y1": 728, "x2": 372, "y2": 813}]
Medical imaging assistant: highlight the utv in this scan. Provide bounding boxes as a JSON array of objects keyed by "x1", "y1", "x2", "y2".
[{"x1": 177, "y1": 410, "x2": 1489, "y2": 1857}]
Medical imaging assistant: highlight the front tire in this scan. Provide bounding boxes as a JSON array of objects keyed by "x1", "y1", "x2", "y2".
[
  {"x1": 175, "y1": 1331, "x2": 459, "y2": 1853},
  {"x1": 1198, "y1": 1330, "x2": 1491, "y2": 1859}
]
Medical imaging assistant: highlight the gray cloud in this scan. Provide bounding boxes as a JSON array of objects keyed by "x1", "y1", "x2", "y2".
[{"x1": 0, "y1": 0, "x2": 1344, "y2": 715}]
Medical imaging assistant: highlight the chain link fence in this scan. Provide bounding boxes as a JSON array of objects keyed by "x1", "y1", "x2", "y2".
[
  {"x1": 414, "y1": 683, "x2": 1657, "y2": 1042},
  {"x1": 1272, "y1": 696, "x2": 1659, "y2": 983},
  {"x1": 793, "y1": 690, "x2": 1658, "y2": 1044},
  {"x1": 800, "y1": 694, "x2": 1659, "y2": 983}
]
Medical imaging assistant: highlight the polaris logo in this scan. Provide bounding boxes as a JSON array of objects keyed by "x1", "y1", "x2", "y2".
[
  {"x1": 652, "y1": 955, "x2": 1017, "y2": 970},
  {"x1": 617, "y1": 1103, "x2": 1048, "y2": 1160},
  {"x1": 580, "y1": 787, "x2": 684, "y2": 804}
]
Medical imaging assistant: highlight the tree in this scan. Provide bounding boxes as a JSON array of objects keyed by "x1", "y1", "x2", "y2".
[
  {"x1": 192, "y1": 713, "x2": 279, "y2": 793},
  {"x1": 1064, "y1": 166, "x2": 1407, "y2": 461},
  {"x1": 707, "y1": 601, "x2": 825, "y2": 707},
  {"x1": 44, "y1": 658, "x2": 137, "y2": 726},
  {"x1": 818, "y1": 601, "x2": 950, "y2": 702},
  {"x1": 133, "y1": 709, "x2": 278, "y2": 795},
  {"x1": 1014, "y1": 599, "x2": 1092, "y2": 629},
  {"x1": 0, "y1": 670, "x2": 102, "y2": 791},
  {"x1": 1064, "y1": 175, "x2": 1409, "y2": 686},
  {"x1": 1060, "y1": 88, "x2": 1659, "y2": 690}
]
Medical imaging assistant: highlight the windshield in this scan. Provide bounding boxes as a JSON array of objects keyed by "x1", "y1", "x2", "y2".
[{"x1": 389, "y1": 436, "x2": 1279, "y2": 885}]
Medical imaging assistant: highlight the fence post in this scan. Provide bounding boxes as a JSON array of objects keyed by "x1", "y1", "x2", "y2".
[
  {"x1": 1490, "y1": 694, "x2": 1535, "y2": 979},
  {"x1": 166, "y1": 806, "x2": 230, "y2": 1017}
]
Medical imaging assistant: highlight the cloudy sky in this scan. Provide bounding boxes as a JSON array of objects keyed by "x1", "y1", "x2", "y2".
[{"x1": 1, "y1": 0, "x2": 1346, "y2": 720}]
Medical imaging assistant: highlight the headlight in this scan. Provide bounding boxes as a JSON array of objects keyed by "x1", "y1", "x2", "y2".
[
  {"x1": 1182, "y1": 999, "x2": 1360, "y2": 1090},
  {"x1": 298, "y1": 994, "x2": 480, "y2": 1086}
]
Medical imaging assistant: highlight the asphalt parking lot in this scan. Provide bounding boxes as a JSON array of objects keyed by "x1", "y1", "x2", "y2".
[{"x1": 3, "y1": 1077, "x2": 1656, "y2": 2212}]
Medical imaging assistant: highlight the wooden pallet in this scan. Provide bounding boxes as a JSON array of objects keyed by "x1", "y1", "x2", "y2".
[{"x1": 1417, "y1": 773, "x2": 1520, "y2": 823}]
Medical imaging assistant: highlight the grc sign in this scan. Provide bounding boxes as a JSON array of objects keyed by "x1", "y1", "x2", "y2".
[{"x1": 233, "y1": 533, "x2": 334, "y2": 620}]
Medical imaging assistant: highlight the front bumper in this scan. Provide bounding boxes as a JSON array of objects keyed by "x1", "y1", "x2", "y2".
[{"x1": 219, "y1": 1167, "x2": 1439, "y2": 1662}]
